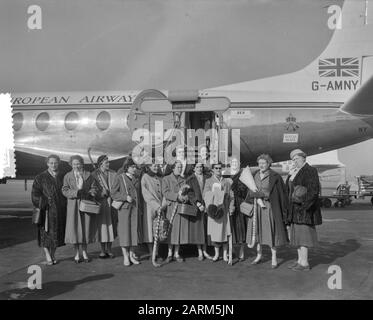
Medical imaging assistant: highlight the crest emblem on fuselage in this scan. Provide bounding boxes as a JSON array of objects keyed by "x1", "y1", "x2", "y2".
[{"x1": 285, "y1": 113, "x2": 299, "y2": 132}]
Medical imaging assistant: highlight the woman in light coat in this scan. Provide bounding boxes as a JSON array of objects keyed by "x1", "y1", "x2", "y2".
[
  {"x1": 62, "y1": 155, "x2": 98, "y2": 263},
  {"x1": 112, "y1": 157, "x2": 141, "y2": 267},
  {"x1": 90, "y1": 155, "x2": 117, "y2": 259},
  {"x1": 203, "y1": 162, "x2": 235, "y2": 262}
]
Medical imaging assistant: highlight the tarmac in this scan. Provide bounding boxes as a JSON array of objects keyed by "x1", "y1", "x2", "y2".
[{"x1": 0, "y1": 180, "x2": 372, "y2": 300}]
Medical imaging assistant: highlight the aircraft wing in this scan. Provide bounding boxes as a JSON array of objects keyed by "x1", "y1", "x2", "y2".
[{"x1": 341, "y1": 74, "x2": 373, "y2": 116}]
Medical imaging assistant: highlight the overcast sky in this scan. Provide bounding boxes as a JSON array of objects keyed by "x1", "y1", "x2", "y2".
[{"x1": 0, "y1": 0, "x2": 372, "y2": 178}]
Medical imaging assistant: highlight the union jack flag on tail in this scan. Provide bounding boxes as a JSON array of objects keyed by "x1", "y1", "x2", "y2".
[{"x1": 318, "y1": 58, "x2": 359, "y2": 77}]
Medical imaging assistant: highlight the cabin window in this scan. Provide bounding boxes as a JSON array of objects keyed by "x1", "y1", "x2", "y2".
[
  {"x1": 96, "y1": 111, "x2": 111, "y2": 131},
  {"x1": 64, "y1": 112, "x2": 79, "y2": 131},
  {"x1": 35, "y1": 112, "x2": 49, "y2": 131},
  {"x1": 13, "y1": 112, "x2": 24, "y2": 131}
]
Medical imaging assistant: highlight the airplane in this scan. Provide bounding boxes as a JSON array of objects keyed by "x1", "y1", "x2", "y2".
[{"x1": 5, "y1": 0, "x2": 373, "y2": 181}]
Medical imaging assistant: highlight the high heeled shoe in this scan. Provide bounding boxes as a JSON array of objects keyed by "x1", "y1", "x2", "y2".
[
  {"x1": 203, "y1": 252, "x2": 213, "y2": 260},
  {"x1": 251, "y1": 256, "x2": 262, "y2": 265},
  {"x1": 130, "y1": 255, "x2": 140, "y2": 265}
]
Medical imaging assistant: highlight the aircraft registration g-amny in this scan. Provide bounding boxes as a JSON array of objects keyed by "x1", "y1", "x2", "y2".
[{"x1": 7, "y1": 0, "x2": 373, "y2": 179}]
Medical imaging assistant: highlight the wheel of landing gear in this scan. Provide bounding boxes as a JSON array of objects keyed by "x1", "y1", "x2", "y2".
[{"x1": 323, "y1": 198, "x2": 332, "y2": 208}]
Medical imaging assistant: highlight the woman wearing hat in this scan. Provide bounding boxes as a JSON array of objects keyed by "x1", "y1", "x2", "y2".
[
  {"x1": 90, "y1": 155, "x2": 117, "y2": 259},
  {"x1": 203, "y1": 162, "x2": 235, "y2": 262},
  {"x1": 286, "y1": 149, "x2": 322, "y2": 271},
  {"x1": 247, "y1": 154, "x2": 289, "y2": 268},
  {"x1": 62, "y1": 155, "x2": 98, "y2": 263},
  {"x1": 112, "y1": 157, "x2": 141, "y2": 266}
]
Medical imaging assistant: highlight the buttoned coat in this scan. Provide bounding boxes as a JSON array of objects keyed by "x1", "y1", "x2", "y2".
[
  {"x1": 112, "y1": 173, "x2": 140, "y2": 247},
  {"x1": 62, "y1": 170, "x2": 98, "y2": 244},
  {"x1": 90, "y1": 168, "x2": 118, "y2": 242}
]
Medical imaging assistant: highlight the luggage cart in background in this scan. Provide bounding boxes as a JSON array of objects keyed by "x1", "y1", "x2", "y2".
[
  {"x1": 355, "y1": 175, "x2": 373, "y2": 206},
  {"x1": 319, "y1": 182, "x2": 353, "y2": 208}
]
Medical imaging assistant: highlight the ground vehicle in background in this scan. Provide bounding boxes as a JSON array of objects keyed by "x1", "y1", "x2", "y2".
[
  {"x1": 355, "y1": 175, "x2": 373, "y2": 206},
  {"x1": 320, "y1": 175, "x2": 373, "y2": 208},
  {"x1": 319, "y1": 182, "x2": 353, "y2": 208}
]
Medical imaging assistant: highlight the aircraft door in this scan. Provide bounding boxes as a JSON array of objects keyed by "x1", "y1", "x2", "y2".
[{"x1": 129, "y1": 89, "x2": 185, "y2": 162}]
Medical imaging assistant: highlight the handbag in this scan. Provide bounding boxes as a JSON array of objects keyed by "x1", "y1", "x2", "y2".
[
  {"x1": 177, "y1": 203, "x2": 198, "y2": 217},
  {"x1": 239, "y1": 190, "x2": 254, "y2": 217},
  {"x1": 240, "y1": 202, "x2": 254, "y2": 217},
  {"x1": 79, "y1": 199, "x2": 101, "y2": 214},
  {"x1": 32, "y1": 207, "x2": 43, "y2": 225}
]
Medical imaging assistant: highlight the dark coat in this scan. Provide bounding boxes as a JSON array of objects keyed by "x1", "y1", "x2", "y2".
[
  {"x1": 186, "y1": 173, "x2": 206, "y2": 206},
  {"x1": 31, "y1": 170, "x2": 67, "y2": 249},
  {"x1": 185, "y1": 173, "x2": 207, "y2": 244},
  {"x1": 230, "y1": 169, "x2": 248, "y2": 244},
  {"x1": 286, "y1": 163, "x2": 322, "y2": 226}
]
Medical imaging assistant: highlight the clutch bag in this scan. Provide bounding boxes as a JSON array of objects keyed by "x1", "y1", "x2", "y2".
[
  {"x1": 79, "y1": 199, "x2": 101, "y2": 214},
  {"x1": 111, "y1": 200, "x2": 124, "y2": 210}
]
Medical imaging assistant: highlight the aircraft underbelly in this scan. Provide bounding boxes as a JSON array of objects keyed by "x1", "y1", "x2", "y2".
[{"x1": 232, "y1": 108, "x2": 373, "y2": 163}]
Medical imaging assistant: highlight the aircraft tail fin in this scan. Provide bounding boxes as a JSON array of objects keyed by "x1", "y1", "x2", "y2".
[{"x1": 210, "y1": 0, "x2": 373, "y2": 102}]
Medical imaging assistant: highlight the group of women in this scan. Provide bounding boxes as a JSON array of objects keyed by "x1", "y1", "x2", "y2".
[{"x1": 31, "y1": 148, "x2": 322, "y2": 271}]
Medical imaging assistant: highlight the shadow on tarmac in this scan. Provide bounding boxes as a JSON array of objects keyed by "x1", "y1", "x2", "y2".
[
  {"x1": 0, "y1": 218, "x2": 37, "y2": 249},
  {"x1": 0, "y1": 274, "x2": 114, "y2": 300},
  {"x1": 272, "y1": 239, "x2": 361, "y2": 268}
]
